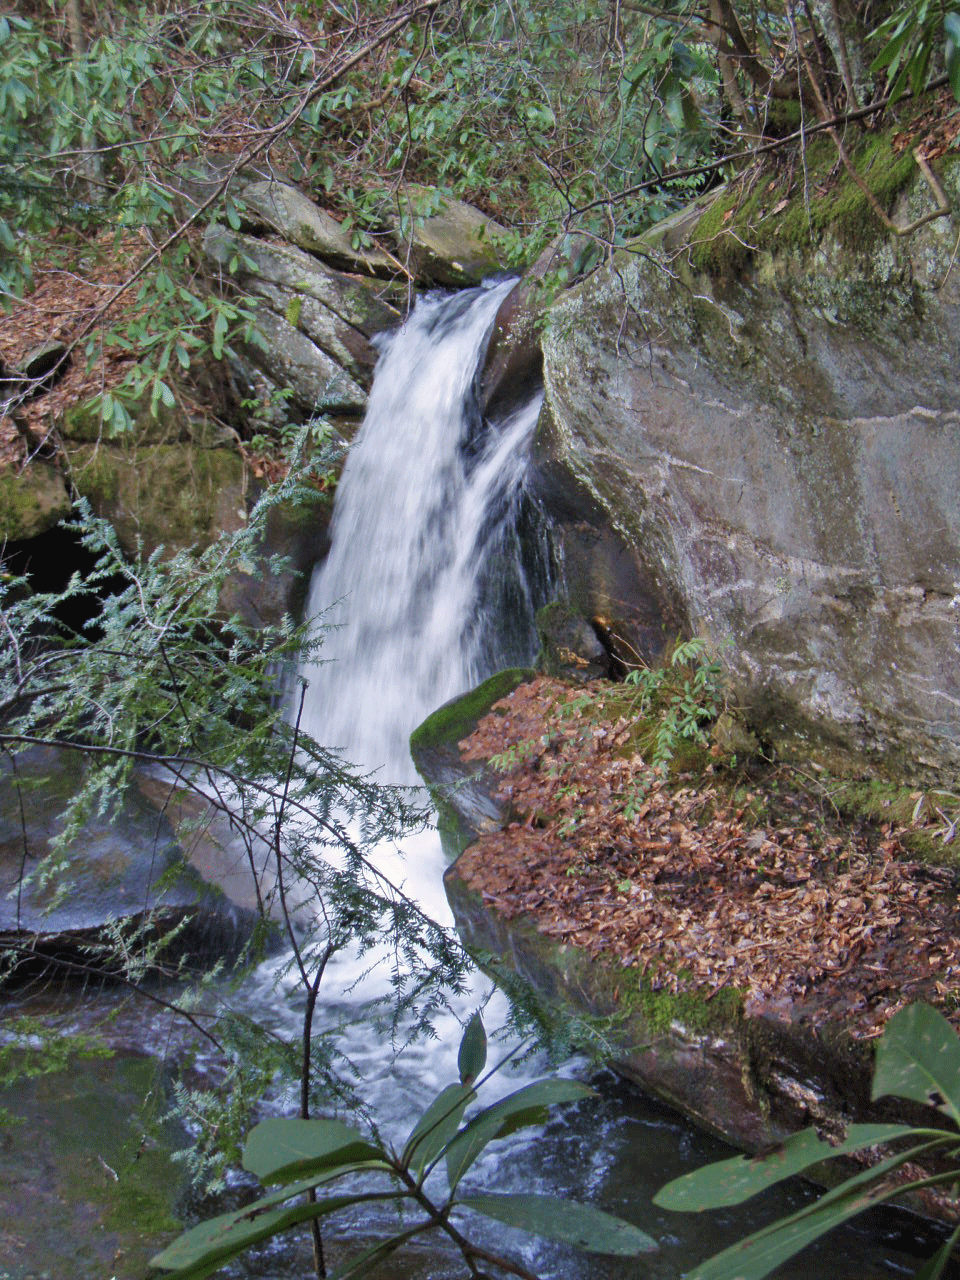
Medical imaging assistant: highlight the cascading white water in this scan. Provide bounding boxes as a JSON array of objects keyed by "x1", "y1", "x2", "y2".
[
  {"x1": 279, "y1": 279, "x2": 551, "y2": 1146},
  {"x1": 297, "y1": 279, "x2": 544, "y2": 786}
]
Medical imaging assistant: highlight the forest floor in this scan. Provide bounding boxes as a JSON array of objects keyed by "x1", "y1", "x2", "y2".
[
  {"x1": 0, "y1": 232, "x2": 145, "y2": 469},
  {"x1": 454, "y1": 676, "x2": 960, "y2": 1040}
]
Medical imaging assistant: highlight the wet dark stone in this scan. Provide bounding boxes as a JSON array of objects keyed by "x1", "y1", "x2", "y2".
[{"x1": 0, "y1": 745, "x2": 259, "y2": 980}]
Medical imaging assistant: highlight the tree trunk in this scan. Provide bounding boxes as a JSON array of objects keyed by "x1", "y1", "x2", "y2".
[{"x1": 64, "y1": 0, "x2": 105, "y2": 203}]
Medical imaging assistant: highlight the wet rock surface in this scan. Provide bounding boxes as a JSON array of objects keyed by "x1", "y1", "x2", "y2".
[
  {"x1": 0, "y1": 746, "x2": 259, "y2": 975},
  {"x1": 0, "y1": 1051, "x2": 191, "y2": 1280}
]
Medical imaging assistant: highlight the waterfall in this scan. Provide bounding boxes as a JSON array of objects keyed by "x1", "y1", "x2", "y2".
[
  {"x1": 297, "y1": 279, "x2": 546, "y2": 785},
  {"x1": 280, "y1": 279, "x2": 551, "y2": 1142}
]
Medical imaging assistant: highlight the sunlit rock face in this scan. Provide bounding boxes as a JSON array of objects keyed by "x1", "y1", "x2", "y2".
[{"x1": 540, "y1": 189, "x2": 960, "y2": 782}]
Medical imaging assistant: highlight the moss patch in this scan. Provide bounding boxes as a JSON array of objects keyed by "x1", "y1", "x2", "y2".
[
  {"x1": 588, "y1": 959, "x2": 744, "y2": 1040},
  {"x1": 828, "y1": 776, "x2": 960, "y2": 866},
  {"x1": 65, "y1": 440, "x2": 246, "y2": 558},
  {"x1": 0, "y1": 464, "x2": 71, "y2": 541},
  {"x1": 0, "y1": 1051, "x2": 189, "y2": 1279},
  {"x1": 690, "y1": 131, "x2": 923, "y2": 274},
  {"x1": 410, "y1": 667, "x2": 535, "y2": 756}
]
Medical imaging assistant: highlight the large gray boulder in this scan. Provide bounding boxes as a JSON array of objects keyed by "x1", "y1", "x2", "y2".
[
  {"x1": 240, "y1": 307, "x2": 369, "y2": 417},
  {"x1": 541, "y1": 168, "x2": 960, "y2": 782},
  {"x1": 203, "y1": 228, "x2": 403, "y2": 341},
  {"x1": 240, "y1": 179, "x2": 395, "y2": 276},
  {"x1": 387, "y1": 185, "x2": 509, "y2": 287},
  {"x1": 0, "y1": 746, "x2": 259, "y2": 974},
  {"x1": 204, "y1": 227, "x2": 407, "y2": 418}
]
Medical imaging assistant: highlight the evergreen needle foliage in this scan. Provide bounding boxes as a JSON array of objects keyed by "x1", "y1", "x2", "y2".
[{"x1": 0, "y1": 455, "x2": 474, "y2": 1184}]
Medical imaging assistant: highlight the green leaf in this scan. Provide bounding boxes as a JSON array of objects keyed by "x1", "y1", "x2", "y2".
[
  {"x1": 914, "y1": 1223, "x2": 960, "y2": 1280},
  {"x1": 945, "y1": 12, "x2": 960, "y2": 99},
  {"x1": 654, "y1": 1124, "x2": 917, "y2": 1211},
  {"x1": 243, "y1": 1117, "x2": 385, "y2": 1185},
  {"x1": 666, "y1": 1131, "x2": 958, "y2": 1280},
  {"x1": 212, "y1": 309, "x2": 229, "y2": 359},
  {"x1": 682, "y1": 1186, "x2": 882, "y2": 1280},
  {"x1": 909, "y1": 39, "x2": 934, "y2": 96},
  {"x1": 872, "y1": 1002, "x2": 960, "y2": 1126},
  {"x1": 445, "y1": 1077, "x2": 593, "y2": 1190},
  {"x1": 150, "y1": 1182, "x2": 359, "y2": 1279},
  {"x1": 458, "y1": 1192, "x2": 657, "y2": 1255},
  {"x1": 869, "y1": 21, "x2": 915, "y2": 74},
  {"x1": 457, "y1": 1013, "x2": 487, "y2": 1084},
  {"x1": 679, "y1": 1134, "x2": 953, "y2": 1280},
  {"x1": 402, "y1": 1082, "x2": 474, "y2": 1175}
]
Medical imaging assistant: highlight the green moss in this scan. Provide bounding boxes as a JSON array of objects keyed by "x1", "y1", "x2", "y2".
[
  {"x1": 69, "y1": 445, "x2": 121, "y2": 504},
  {"x1": 830, "y1": 777, "x2": 960, "y2": 866},
  {"x1": 627, "y1": 973, "x2": 744, "y2": 1037},
  {"x1": 409, "y1": 667, "x2": 535, "y2": 755},
  {"x1": 0, "y1": 1050, "x2": 189, "y2": 1277},
  {"x1": 689, "y1": 180, "x2": 764, "y2": 275},
  {"x1": 691, "y1": 130, "x2": 923, "y2": 275},
  {"x1": 0, "y1": 464, "x2": 71, "y2": 541},
  {"x1": 65, "y1": 441, "x2": 246, "y2": 557}
]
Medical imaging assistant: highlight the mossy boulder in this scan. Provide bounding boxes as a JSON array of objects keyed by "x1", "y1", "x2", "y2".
[
  {"x1": 59, "y1": 395, "x2": 226, "y2": 447},
  {"x1": 0, "y1": 1051, "x2": 191, "y2": 1280},
  {"x1": 239, "y1": 179, "x2": 395, "y2": 275},
  {"x1": 0, "y1": 462, "x2": 71, "y2": 541},
  {"x1": 440, "y1": 769, "x2": 960, "y2": 1225},
  {"x1": 410, "y1": 668, "x2": 534, "y2": 860},
  {"x1": 540, "y1": 144, "x2": 960, "y2": 783},
  {"x1": 64, "y1": 438, "x2": 247, "y2": 560},
  {"x1": 388, "y1": 184, "x2": 510, "y2": 287}
]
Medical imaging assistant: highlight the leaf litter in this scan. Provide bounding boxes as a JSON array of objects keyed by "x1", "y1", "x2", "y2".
[{"x1": 454, "y1": 677, "x2": 960, "y2": 1039}]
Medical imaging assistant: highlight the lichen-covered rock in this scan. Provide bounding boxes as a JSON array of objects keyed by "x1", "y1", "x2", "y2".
[
  {"x1": 65, "y1": 439, "x2": 248, "y2": 560},
  {"x1": 388, "y1": 185, "x2": 509, "y2": 287},
  {"x1": 0, "y1": 462, "x2": 71, "y2": 541},
  {"x1": 240, "y1": 179, "x2": 394, "y2": 275},
  {"x1": 541, "y1": 166, "x2": 960, "y2": 782},
  {"x1": 204, "y1": 227, "x2": 403, "y2": 336},
  {"x1": 204, "y1": 227, "x2": 408, "y2": 418},
  {"x1": 242, "y1": 306, "x2": 369, "y2": 417}
]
